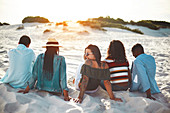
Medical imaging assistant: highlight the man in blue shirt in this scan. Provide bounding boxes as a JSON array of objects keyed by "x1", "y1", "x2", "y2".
[
  {"x1": 130, "y1": 44, "x2": 160, "y2": 100},
  {"x1": 0, "y1": 35, "x2": 35, "y2": 88}
]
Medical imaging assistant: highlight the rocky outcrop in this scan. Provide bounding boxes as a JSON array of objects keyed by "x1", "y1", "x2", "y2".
[{"x1": 22, "y1": 16, "x2": 50, "y2": 23}]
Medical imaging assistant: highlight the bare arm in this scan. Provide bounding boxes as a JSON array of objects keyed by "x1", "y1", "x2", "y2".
[
  {"x1": 103, "y1": 80, "x2": 122, "y2": 102},
  {"x1": 102, "y1": 62, "x2": 122, "y2": 102},
  {"x1": 74, "y1": 75, "x2": 89, "y2": 103}
]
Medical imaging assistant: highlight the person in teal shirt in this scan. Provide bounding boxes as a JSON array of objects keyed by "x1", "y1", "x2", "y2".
[
  {"x1": 130, "y1": 44, "x2": 160, "y2": 100},
  {"x1": 19, "y1": 38, "x2": 70, "y2": 101}
]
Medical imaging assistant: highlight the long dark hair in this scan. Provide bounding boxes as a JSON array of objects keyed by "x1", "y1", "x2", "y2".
[
  {"x1": 43, "y1": 46, "x2": 59, "y2": 80},
  {"x1": 85, "y1": 44, "x2": 101, "y2": 67},
  {"x1": 106, "y1": 40, "x2": 127, "y2": 63}
]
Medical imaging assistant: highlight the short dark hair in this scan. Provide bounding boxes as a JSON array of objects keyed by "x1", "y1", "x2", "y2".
[
  {"x1": 132, "y1": 43, "x2": 144, "y2": 53},
  {"x1": 19, "y1": 35, "x2": 31, "y2": 46}
]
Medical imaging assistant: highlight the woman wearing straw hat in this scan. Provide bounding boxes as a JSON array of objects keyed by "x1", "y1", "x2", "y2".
[{"x1": 18, "y1": 38, "x2": 70, "y2": 101}]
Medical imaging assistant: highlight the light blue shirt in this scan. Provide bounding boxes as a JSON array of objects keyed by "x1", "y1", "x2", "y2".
[
  {"x1": 0, "y1": 44, "x2": 35, "y2": 88},
  {"x1": 130, "y1": 54, "x2": 160, "y2": 94},
  {"x1": 29, "y1": 53, "x2": 69, "y2": 93}
]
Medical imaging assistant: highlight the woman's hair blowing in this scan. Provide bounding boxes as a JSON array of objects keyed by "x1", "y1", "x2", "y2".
[{"x1": 85, "y1": 44, "x2": 101, "y2": 67}]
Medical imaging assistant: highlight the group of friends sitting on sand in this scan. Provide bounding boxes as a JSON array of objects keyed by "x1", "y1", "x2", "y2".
[{"x1": 0, "y1": 35, "x2": 160, "y2": 103}]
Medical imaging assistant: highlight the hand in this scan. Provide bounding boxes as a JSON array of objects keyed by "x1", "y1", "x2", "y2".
[
  {"x1": 110, "y1": 97, "x2": 123, "y2": 102},
  {"x1": 17, "y1": 89, "x2": 29, "y2": 94},
  {"x1": 73, "y1": 98, "x2": 83, "y2": 103},
  {"x1": 64, "y1": 96, "x2": 72, "y2": 101},
  {"x1": 147, "y1": 96, "x2": 156, "y2": 100},
  {"x1": 17, "y1": 85, "x2": 30, "y2": 94}
]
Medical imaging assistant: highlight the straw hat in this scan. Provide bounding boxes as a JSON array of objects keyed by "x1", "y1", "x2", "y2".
[{"x1": 42, "y1": 38, "x2": 62, "y2": 48}]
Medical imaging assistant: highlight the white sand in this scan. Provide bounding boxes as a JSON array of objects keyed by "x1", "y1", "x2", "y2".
[{"x1": 0, "y1": 22, "x2": 170, "y2": 113}]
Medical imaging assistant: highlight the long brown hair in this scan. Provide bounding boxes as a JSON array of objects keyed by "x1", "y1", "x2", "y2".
[
  {"x1": 43, "y1": 46, "x2": 59, "y2": 80},
  {"x1": 106, "y1": 40, "x2": 127, "y2": 63},
  {"x1": 85, "y1": 44, "x2": 101, "y2": 66}
]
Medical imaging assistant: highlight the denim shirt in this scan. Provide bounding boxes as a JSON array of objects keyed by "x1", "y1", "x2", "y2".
[
  {"x1": 130, "y1": 54, "x2": 160, "y2": 94},
  {"x1": 29, "y1": 53, "x2": 69, "y2": 93},
  {"x1": 0, "y1": 44, "x2": 35, "y2": 88}
]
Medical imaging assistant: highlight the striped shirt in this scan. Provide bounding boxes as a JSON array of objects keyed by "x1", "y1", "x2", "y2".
[{"x1": 104, "y1": 59, "x2": 129, "y2": 84}]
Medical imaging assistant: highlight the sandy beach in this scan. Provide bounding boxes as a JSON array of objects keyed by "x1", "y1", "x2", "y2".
[{"x1": 0, "y1": 22, "x2": 170, "y2": 113}]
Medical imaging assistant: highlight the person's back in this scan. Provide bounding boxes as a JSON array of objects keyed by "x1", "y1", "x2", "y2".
[
  {"x1": 19, "y1": 38, "x2": 70, "y2": 101},
  {"x1": 104, "y1": 59, "x2": 129, "y2": 90},
  {"x1": 130, "y1": 43, "x2": 160, "y2": 100},
  {"x1": 132, "y1": 53, "x2": 160, "y2": 94},
  {"x1": 29, "y1": 53, "x2": 68, "y2": 93},
  {"x1": 0, "y1": 35, "x2": 35, "y2": 88},
  {"x1": 80, "y1": 59, "x2": 110, "y2": 91},
  {"x1": 101, "y1": 40, "x2": 131, "y2": 91},
  {"x1": 135, "y1": 54, "x2": 156, "y2": 78}
]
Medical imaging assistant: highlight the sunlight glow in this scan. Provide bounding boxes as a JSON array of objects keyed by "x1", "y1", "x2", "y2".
[{"x1": 0, "y1": 0, "x2": 170, "y2": 24}]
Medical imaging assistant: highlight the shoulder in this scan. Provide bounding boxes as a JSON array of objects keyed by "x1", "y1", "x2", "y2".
[
  {"x1": 101, "y1": 61, "x2": 109, "y2": 69},
  {"x1": 54, "y1": 55, "x2": 66, "y2": 62},
  {"x1": 28, "y1": 49, "x2": 35, "y2": 57},
  {"x1": 134, "y1": 57, "x2": 143, "y2": 65},
  {"x1": 144, "y1": 54, "x2": 155, "y2": 64},
  {"x1": 37, "y1": 53, "x2": 44, "y2": 59},
  {"x1": 28, "y1": 48, "x2": 35, "y2": 53},
  {"x1": 9, "y1": 49, "x2": 15, "y2": 54},
  {"x1": 38, "y1": 53, "x2": 44, "y2": 56},
  {"x1": 147, "y1": 54, "x2": 155, "y2": 59},
  {"x1": 55, "y1": 55, "x2": 65, "y2": 59},
  {"x1": 9, "y1": 47, "x2": 18, "y2": 52},
  {"x1": 104, "y1": 58, "x2": 114, "y2": 63},
  {"x1": 22, "y1": 48, "x2": 35, "y2": 56},
  {"x1": 135, "y1": 54, "x2": 154, "y2": 62}
]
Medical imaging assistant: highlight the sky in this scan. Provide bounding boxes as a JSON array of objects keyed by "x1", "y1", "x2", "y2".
[{"x1": 0, "y1": 0, "x2": 170, "y2": 24}]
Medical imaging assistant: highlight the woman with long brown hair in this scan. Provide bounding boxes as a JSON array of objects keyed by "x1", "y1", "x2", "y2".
[{"x1": 101, "y1": 40, "x2": 131, "y2": 91}]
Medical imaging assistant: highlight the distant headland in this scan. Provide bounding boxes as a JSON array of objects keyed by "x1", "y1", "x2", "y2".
[
  {"x1": 0, "y1": 22, "x2": 10, "y2": 26},
  {"x1": 1, "y1": 16, "x2": 170, "y2": 35},
  {"x1": 77, "y1": 16, "x2": 170, "y2": 34},
  {"x1": 22, "y1": 16, "x2": 50, "y2": 23}
]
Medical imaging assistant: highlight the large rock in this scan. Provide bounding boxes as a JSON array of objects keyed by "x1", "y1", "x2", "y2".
[
  {"x1": 0, "y1": 22, "x2": 10, "y2": 26},
  {"x1": 22, "y1": 16, "x2": 50, "y2": 23}
]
